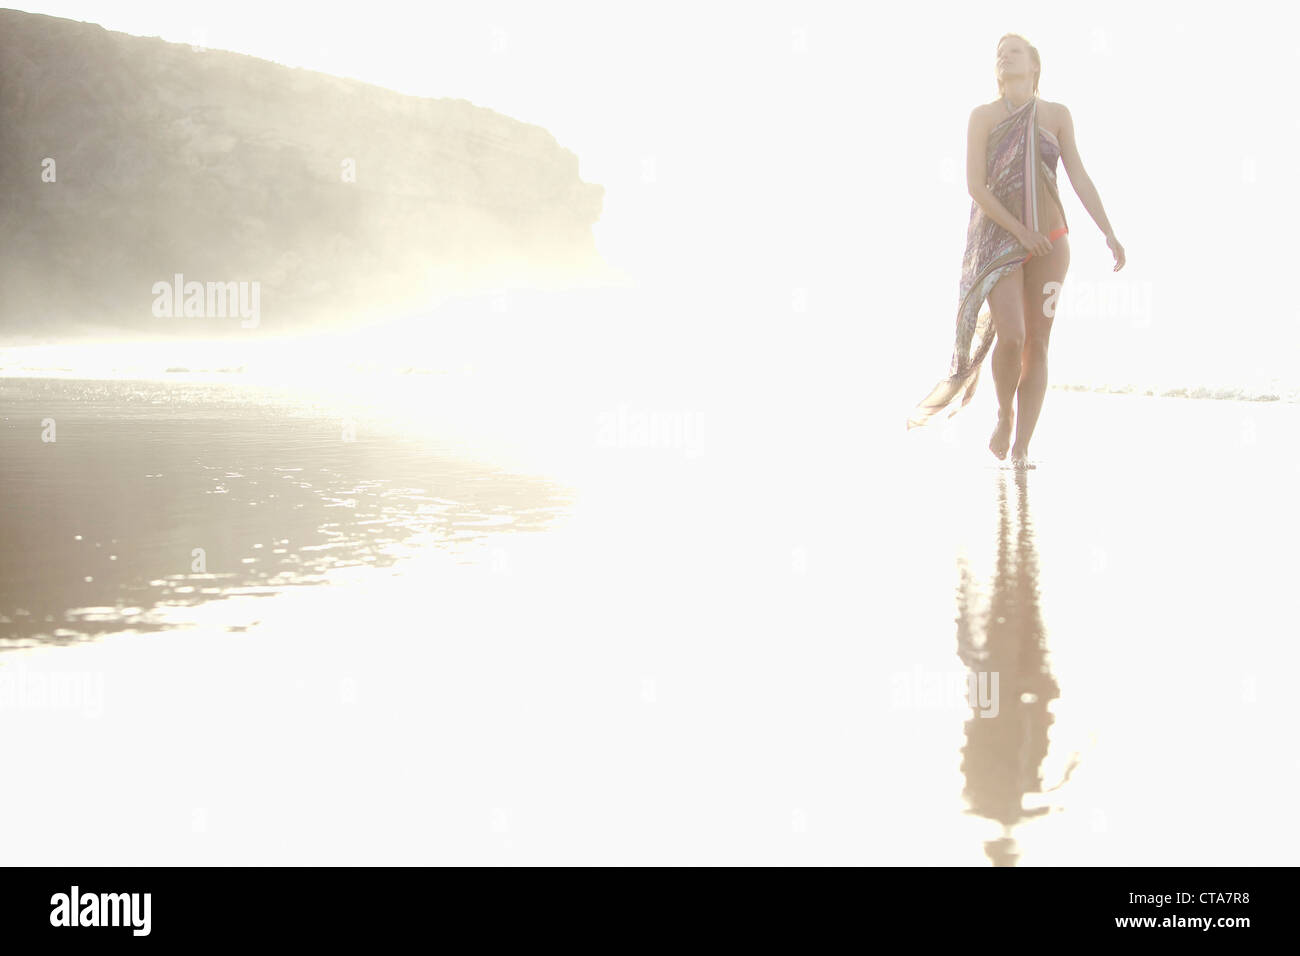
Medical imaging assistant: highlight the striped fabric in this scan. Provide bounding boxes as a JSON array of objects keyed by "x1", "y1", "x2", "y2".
[{"x1": 906, "y1": 95, "x2": 1068, "y2": 431}]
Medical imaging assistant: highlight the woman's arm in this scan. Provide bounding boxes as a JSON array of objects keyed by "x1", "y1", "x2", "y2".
[
  {"x1": 1057, "y1": 104, "x2": 1126, "y2": 269},
  {"x1": 966, "y1": 107, "x2": 1052, "y2": 256}
]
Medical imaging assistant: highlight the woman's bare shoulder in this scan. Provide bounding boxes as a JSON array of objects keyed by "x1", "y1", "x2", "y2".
[
  {"x1": 968, "y1": 100, "x2": 1002, "y2": 130},
  {"x1": 1039, "y1": 99, "x2": 1072, "y2": 123}
]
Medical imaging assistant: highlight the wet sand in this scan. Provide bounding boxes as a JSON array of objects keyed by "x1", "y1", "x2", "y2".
[{"x1": 1, "y1": 365, "x2": 1296, "y2": 865}]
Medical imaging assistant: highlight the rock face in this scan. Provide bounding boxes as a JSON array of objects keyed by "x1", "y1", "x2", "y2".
[{"x1": 0, "y1": 10, "x2": 608, "y2": 338}]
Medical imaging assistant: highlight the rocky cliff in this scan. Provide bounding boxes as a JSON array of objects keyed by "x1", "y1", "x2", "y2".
[{"x1": 0, "y1": 9, "x2": 608, "y2": 338}]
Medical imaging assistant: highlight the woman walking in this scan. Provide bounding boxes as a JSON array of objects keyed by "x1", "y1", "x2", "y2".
[{"x1": 907, "y1": 33, "x2": 1126, "y2": 468}]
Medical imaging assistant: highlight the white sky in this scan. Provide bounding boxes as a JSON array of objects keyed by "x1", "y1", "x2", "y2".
[{"x1": 14, "y1": 0, "x2": 1300, "y2": 388}]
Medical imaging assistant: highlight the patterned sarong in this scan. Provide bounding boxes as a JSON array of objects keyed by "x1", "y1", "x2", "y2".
[{"x1": 906, "y1": 95, "x2": 1067, "y2": 430}]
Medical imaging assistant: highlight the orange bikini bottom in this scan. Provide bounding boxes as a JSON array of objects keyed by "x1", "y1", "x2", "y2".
[{"x1": 1023, "y1": 225, "x2": 1068, "y2": 261}]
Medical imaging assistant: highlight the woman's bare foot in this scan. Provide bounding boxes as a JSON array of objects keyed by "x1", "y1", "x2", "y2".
[
  {"x1": 1010, "y1": 445, "x2": 1036, "y2": 469},
  {"x1": 989, "y1": 408, "x2": 1014, "y2": 460}
]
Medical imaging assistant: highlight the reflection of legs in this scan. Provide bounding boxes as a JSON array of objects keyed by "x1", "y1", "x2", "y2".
[
  {"x1": 987, "y1": 267, "x2": 1026, "y2": 460},
  {"x1": 1015, "y1": 237, "x2": 1070, "y2": 459}
]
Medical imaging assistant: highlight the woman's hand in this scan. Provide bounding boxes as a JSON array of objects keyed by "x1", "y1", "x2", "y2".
[
  {"x1": 1106, "y1": 234, "x2": 1126, "y2": 271},
  {"x1": 1018, "y1": 228, "x2": 1054, "y2": 258}
]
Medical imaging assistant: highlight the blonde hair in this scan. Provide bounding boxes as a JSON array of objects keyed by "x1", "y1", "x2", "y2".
[{"x1": 996, "y1": 33, "x2": 1041, "y2": 97}]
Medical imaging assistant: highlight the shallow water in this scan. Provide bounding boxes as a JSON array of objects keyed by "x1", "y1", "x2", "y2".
[
  {"x1": 1, "y1": 364, "x2": 1297, "y2": 865},
  {"x1": 0, "y1": 377, "x2": 573, "y2": 645}
]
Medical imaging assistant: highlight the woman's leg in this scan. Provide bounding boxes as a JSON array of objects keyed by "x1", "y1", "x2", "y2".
[
  {"x1": 1014, "y1": 236, "x2": 1070, "y2": 459},
  {"x1": 986, "y1": 266, "x2": 1026, "y2": 459}
]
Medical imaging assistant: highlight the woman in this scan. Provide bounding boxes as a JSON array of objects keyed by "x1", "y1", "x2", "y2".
[{"x1": 907, "y1": 33, "x2": 1126, "y2": 468}]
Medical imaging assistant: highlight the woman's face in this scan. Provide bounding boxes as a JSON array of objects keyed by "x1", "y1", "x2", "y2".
[{"x1": 996, "y1": 37, "x2": 1032, "y2": 83}]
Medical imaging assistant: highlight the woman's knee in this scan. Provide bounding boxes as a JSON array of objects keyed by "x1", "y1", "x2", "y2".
[
  {"x1": 997, "y1": 326, "x2": 1025, "y2": 352},
  {"x1": 990, "y1": 304, "x2": 1026, "y2": 351},
  {"x1": 1022, "y1": 335, "x2": 1050, "y2": 362}
]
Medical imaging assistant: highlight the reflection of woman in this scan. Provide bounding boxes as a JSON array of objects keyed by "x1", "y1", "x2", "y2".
[
  {"x1": 907, "y1": 33, "x2": 1126, "y2": 469},
  {"x1": 956, "y1": 471, "x2": 1064, "y2": 866}
]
